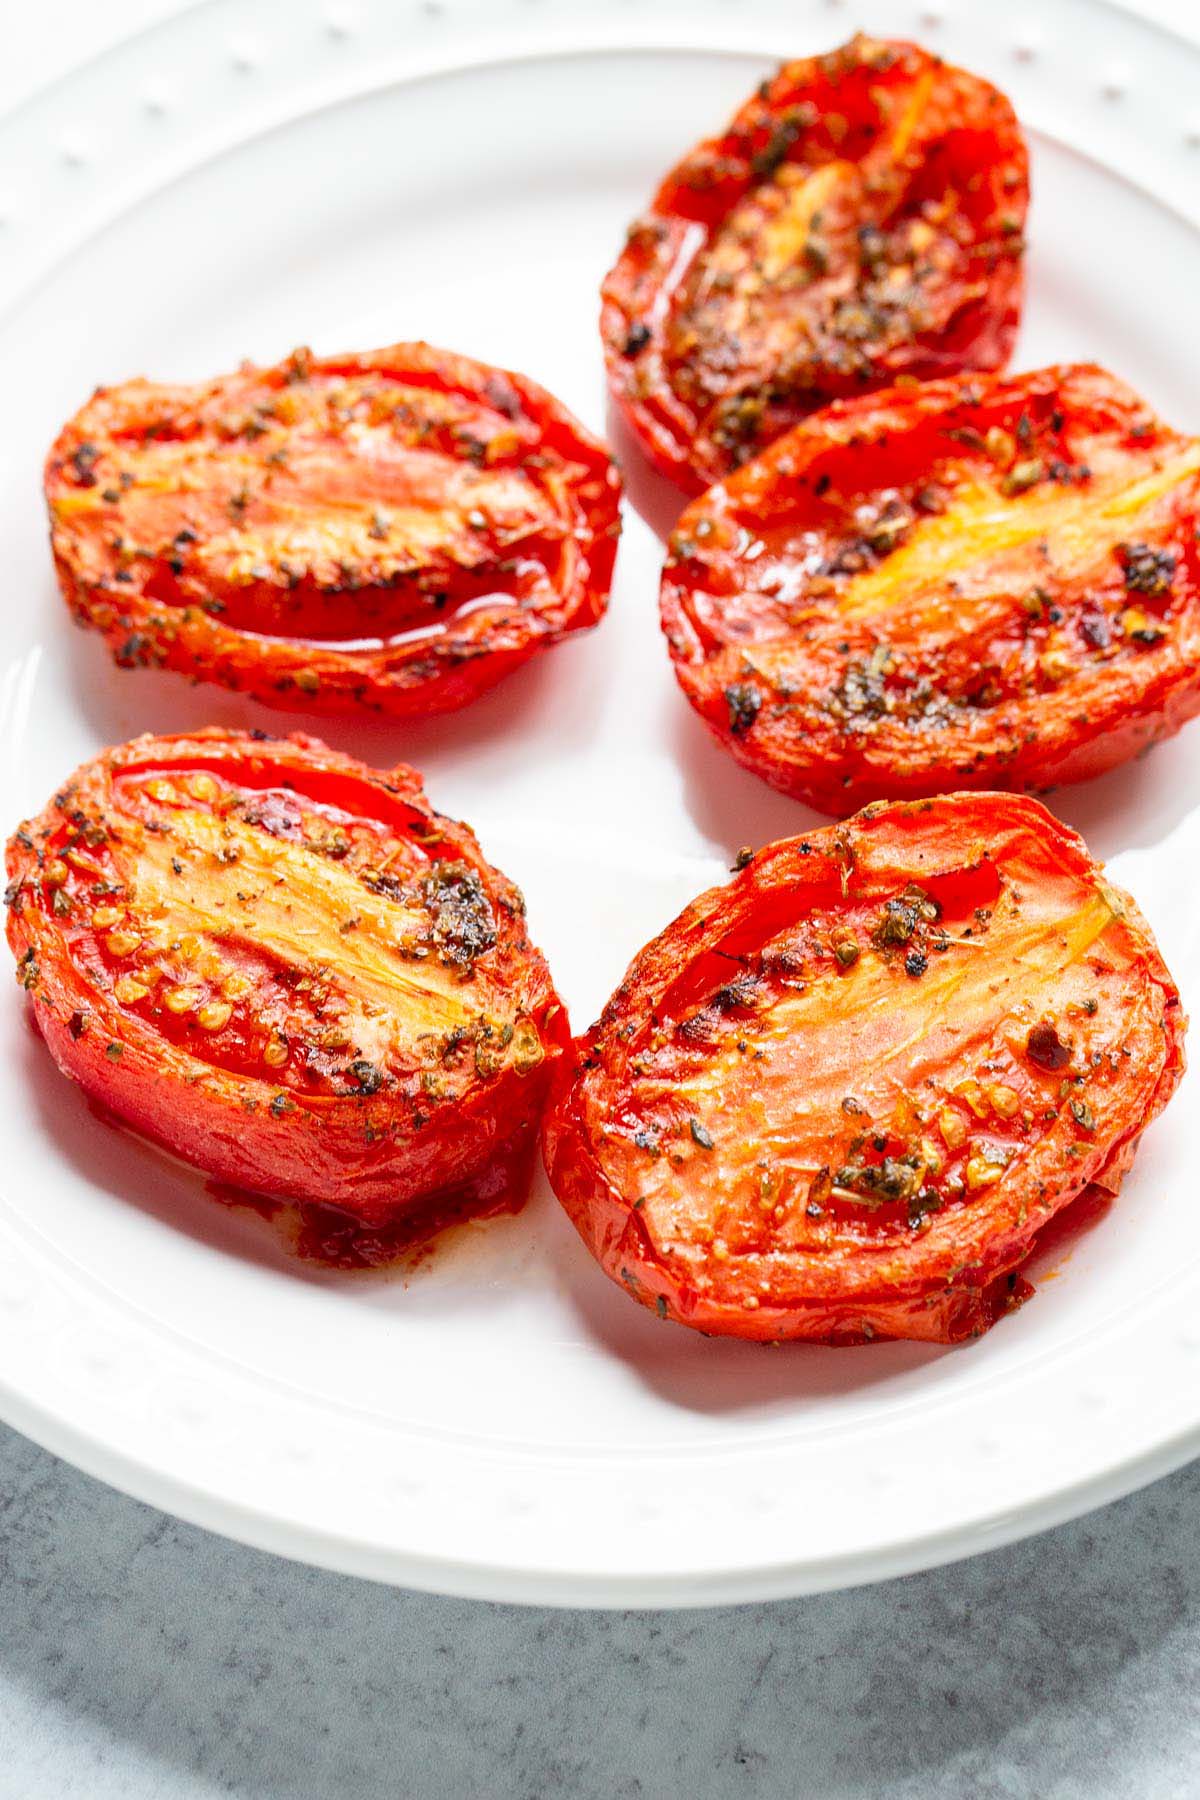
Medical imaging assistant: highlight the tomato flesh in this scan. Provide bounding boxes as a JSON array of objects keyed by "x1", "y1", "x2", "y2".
[
  {"x1": 46, "y1": 344, "x2": 621, "y2": 715},
  {"x1": 6, "y1": 730, "x2": 568, "y2": 1233},
  {"x1": 661, "y1": 364, "x2": 1200, "y2": 813},
  {"x1": 543, "y1": 795, "x2": 1184, "y2": 1344},
  {"x1": 602, "y1": 34, "x2": 1028, "y2": 491}
]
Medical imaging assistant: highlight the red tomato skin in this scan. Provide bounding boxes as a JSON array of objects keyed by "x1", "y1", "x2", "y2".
[
  {"x1": 46, "y1": 344, "x2": 622, "y2": 718},
  {"x1": 7, "y1": 731, "x2": 570, "y2": 1231},
  {"x1": 542, "y1": 796, "x2": 1185, "y2": 1345},
  {"x1": 660, "y1": 365, "x2": 1200, "y2": 815},
  {"x1": 602, "y1": 35, "x2": 1028, "y2": 493}
]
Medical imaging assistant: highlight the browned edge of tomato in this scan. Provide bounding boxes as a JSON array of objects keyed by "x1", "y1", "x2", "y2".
[
  {"x1": 660, "y1": 363, "x2": 1200, "y2": 815},
  {"x1": 6, "y1": 729, "x2": 570, "y2": 1238},
  {"x1": 543, "y1": 793, "x2": 1184, "y2": 1344},
  {"x1": 45, "y1": 342, "x2": 623, "y2": 717},
  {"x1": 602, "y1": 33, "x2": 1028, "y2": 493}
]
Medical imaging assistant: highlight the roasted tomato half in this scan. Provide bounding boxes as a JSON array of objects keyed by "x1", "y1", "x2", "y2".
[
  {"x1": 602, "y1": 33, "x2": 1028, "y2": 492},
  {"x1": 46, "y1": 343, "x2": 621, "y2": 716},
  {"x1": 661, "y1": 364, "x2": 1200, "y2": 814},
  {"x1": 543, "y1": 795, "x2": 1184, "y2": 1344},
  {"x1": 6, "y1": 730, "x2": 568, "y2": 1234}
]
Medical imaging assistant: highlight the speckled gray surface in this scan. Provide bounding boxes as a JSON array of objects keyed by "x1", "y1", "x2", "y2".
[{"x1": 2, "y1": 1424, "x2": 1200, "y2": 1798}]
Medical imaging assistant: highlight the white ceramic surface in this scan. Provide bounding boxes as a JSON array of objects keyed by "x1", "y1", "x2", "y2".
[{"x1": 1, "y1": 0, "x2": 1200, "y2": 1606}]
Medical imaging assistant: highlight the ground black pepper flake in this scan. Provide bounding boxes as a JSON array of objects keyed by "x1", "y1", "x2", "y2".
[
  {"x1": 70, "y1": 443, "x2": 99, "y2": 486},
  {"x1": 1118, "y1": 540, "x2": 1176, "y2": 598},
  {"x1": 1069, "y1": 1096, "x2": 1095, "y2": 1132},
  {"x1": 724, "y1": 682, "x2": 763, "y2": 735},
  {"x1": 348, "y1": 1059, "x2": 385, "y2": 1095}
]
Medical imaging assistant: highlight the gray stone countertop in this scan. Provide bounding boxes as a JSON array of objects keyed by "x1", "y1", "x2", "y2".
[{"x1": 2, "y1": 1420, "x2": 1200, "y2": 1798}]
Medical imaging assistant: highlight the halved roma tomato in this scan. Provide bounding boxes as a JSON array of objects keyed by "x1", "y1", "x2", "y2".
[
  {"x1": 46, "y1": 343, "x2": 621, "y2": 716},
  {"x1": 661, "y1": 364, "x2": 1200, "y2": 814},
  {"x1": 602, "y1": 33, "x2": 1028, "y2": 492},
  {"x1": 6, "y1": 730, "x2": 568, "y2": 1237},
  {"x1": 543, "y1": 795, "x2": 1184, "y2": 1344}
]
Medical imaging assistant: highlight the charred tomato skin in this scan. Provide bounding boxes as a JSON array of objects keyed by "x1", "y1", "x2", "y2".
[
  {"x1": 602, "y1": 33, "x2": 1028, "y2": 492},
  {"x1": 661, "y1": 364, "x2": 1200, "y2": 815},
  {"x1": 46, "y1": 343, "x2": 622, "y2": 717},
  {"x1": 543, "y1": 795, "x2": 1184, "y2": 1345},
  {"x1": 6, "y1": 730, "x2": 569, "y2": 1230}
]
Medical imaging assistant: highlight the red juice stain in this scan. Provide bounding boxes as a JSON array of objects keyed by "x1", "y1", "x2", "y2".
[{"x1": 209, "y1": 1129, "x2": 538, "y2": 1271}]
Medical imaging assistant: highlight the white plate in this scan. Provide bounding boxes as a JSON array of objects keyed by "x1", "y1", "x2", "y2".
[{"x1": 2, "y1": 0, "x2": 1200, "y2": 1607}]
